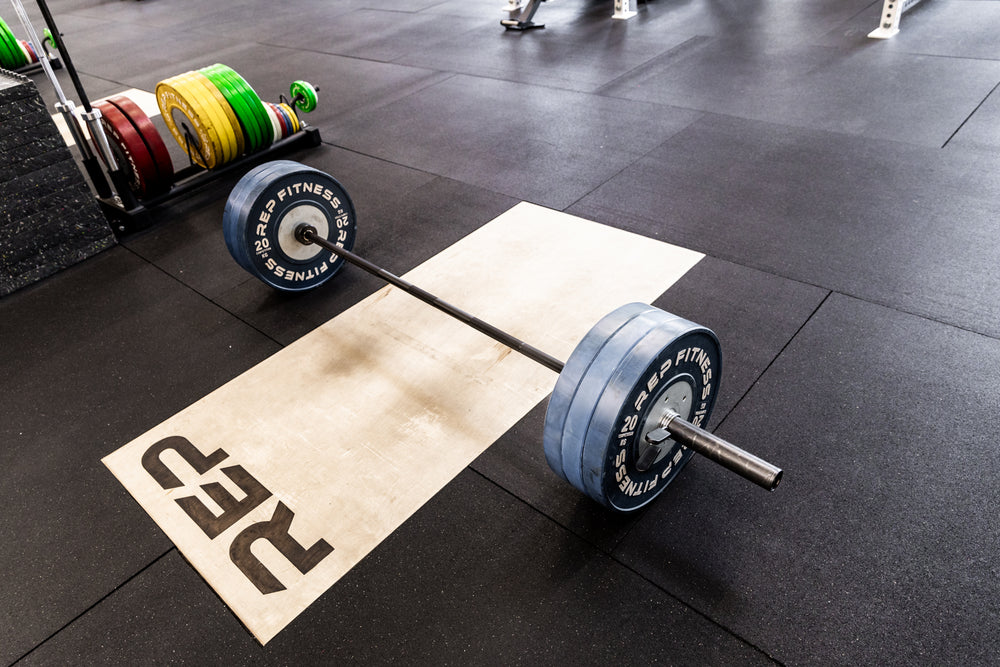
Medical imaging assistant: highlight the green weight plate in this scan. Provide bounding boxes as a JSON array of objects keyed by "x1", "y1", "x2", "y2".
[
  {"x1": 289, "y1": 80, "x2": 318, "y2": 113},
  {"x1": 207, "y1": 64, "x2": 263, "y2": 153},
  {"x1": 0, "y1": 20, "x2": 16, "y2": 68},
  {"x1": 0, "y1": 37, "x2": 13, "y2": 69},
  {"x1": 208, "y1": 64, "x2": 261, "y2": 152},
  {"x1": 0, "y1": 19, "x2": 23, "y2": 69},
  {"x1": 221, "y1": 65, "x2": 273, "y2": 148},
  {"x1": 194, "y1": 69, "x2": 245, "y2": 158},
  {"x1": 204, "y1": 64, "x2": 258, "y2": 152},
  {"x1": 198, "y1": 65, "x2": 251, "y2": 156},
  {"x1": 10, "y1": 29, "x2": 27, "y2": 69}
]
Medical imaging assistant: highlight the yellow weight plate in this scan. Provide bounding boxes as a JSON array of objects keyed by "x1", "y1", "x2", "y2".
[
  {"x1": 189, "y1": 70, "x2": 245, "y2": 159},
  {"x1": 178, "y1": 72, "x2": 238, "y2": 167},
  {"x1": 279, "y1": 103, "x2": 301, "y2": 134},
  {"x1": 156, "y1": 77, "x2": 218, "y2": 169},
  {"x1": 175, "y1": 72, "x2": 235, "y2": 166},
  {"x1": 156, "y1": 75, "x2": 224, "y2": 169}
]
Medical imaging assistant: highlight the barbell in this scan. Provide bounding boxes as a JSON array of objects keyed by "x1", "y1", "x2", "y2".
[{"x1": 222, "y1": 161, "x2": 782, "y2": 512}]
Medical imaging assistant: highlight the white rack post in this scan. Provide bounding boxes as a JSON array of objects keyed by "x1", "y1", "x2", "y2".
[
  {"x1": 613, "y1": 0, "x2": 638, "y2": 20},
  {"x1": 868, "y1": 0, "x2": 926, "y2": 38}
]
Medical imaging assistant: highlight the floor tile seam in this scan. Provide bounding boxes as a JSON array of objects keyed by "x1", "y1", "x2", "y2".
[
  {"x1": 316, "y1": 140, "x2": 529, "y2": 206},
  {"x1": 683, "y1": 279, "x2": 1000, "y2": 434},
  {"x1": 461, "y1": 466, "x2": 776, "y2": 664},
  {"x1": 942, "y1": 79, "x2": 1000, "y2": 147},
  {"x1": 607, "y1": 553, "x2": 787, "y2": 665},
  {"x1": 710, "y1": 291, "x2": 833, "y2": 439},
  {"x1": 373, "y1": 66, "x2": 606, "y2": 95},
  {"x1": 117, "y1": 244, "x2": 286, "y2": 348},
  {"x1": 821, "y1": 289, "x2": 1000, "y2": 342},
  {"x1": 593, "y1": 63, "x2": 1000, "y2": 152},
  {"x1": 560, "y1": 110, "x2": 709, "y2": 212},
  {"x1": 9, "y1": 548, "x2": 176, "y2": 665},
  {"x1": 590, "y1": 94, "x2": 964, "y2": 151},
  {"x1": 254, "y1": 37, "x2": 469, "y2": 73},
  {"x1": 708, "y1": 260, "x2": 1000, "y2": 343},
  {"x1": 593, "y1": 34, "x2": 713, "y2": 96}
]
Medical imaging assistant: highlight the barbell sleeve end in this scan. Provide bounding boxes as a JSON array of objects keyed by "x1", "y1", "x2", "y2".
[{"x1": 663, "y1": 415, "x2": 782, "y2": 491}]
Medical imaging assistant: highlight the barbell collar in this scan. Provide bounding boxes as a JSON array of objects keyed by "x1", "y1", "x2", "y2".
[{"x1": 81, "y1": 107, "x2": 120, "y2": 172}]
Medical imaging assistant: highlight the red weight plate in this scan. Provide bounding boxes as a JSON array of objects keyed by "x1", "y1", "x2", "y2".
[
  {"x1": 93, "y1": 100, "x2": 162, "y2": 199},
  {"x1": 276, "y1": 102, "x2": 297, "y2": 138},
  {"x1": 23, "y1": 40, "x2": 38, "y2": 63},
  {"x1": 19, "y1": 40, "x2": 36, "y2": 64},
  {"x1": 104, "y1": 94, "x2": 174, "y2": 195},
  {"x1": 268, "y1": 102, "x2": 290, "y2": 140}
]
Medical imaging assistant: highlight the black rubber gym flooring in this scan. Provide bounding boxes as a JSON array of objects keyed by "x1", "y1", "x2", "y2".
[{"x1": 4, "y1": 0, "x2": 1000, "y2": 663}]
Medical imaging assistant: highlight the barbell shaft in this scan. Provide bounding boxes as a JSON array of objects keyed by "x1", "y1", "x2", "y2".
[
  {"x1": 297, "y1": 224, "x2": 783, "y2": 490},
  {"x1": 297, "y1": 225, "x2": 564, "y2": 373}
]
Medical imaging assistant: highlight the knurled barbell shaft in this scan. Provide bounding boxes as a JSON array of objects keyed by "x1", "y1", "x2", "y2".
[
  {"x1": 297, "y1": 225, "x2": 564, "y2": 373},
  {"x1": 297, "y1": 224, "x2": 782, "y2": 491}
]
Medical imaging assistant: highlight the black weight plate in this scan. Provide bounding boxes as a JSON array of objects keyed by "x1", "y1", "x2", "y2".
[{"x1": 224, "y1": 161, "x2": 357, "y2": 291}]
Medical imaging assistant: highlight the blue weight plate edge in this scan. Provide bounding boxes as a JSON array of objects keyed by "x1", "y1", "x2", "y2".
[
  {"x1": 580, "y1": 314, "x2": 719, "y2": 509},
  {"x1": 567, "y1": 308, "x2": 676, "y2": 500},
  {"x1": 555, "y1": 307, "x2": 665, "y2": 493},
  {"x1": 273, "y1": 103, "x2": 294, "y2": 139},
  {"x1": 542, "y1": 302, "x2": 652, "y2": 483},
  {"x1": 226, "y1": 160, "x2": 311, "y2": 271},
  {"x1": 224, "y1": 160, "x2": 312, "y2": 271},
  {"x1": 223, "y1": 160, "x2": 297, "y2": 272}
]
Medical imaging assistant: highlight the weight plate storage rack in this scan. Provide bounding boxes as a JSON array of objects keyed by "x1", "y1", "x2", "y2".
[{"x1": 9, "y1": 0, "x2": 323, "y2": 237}]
